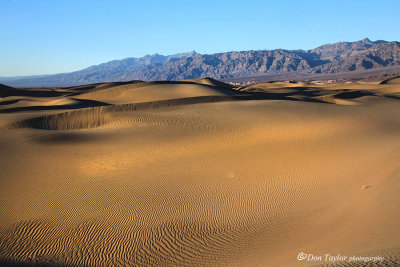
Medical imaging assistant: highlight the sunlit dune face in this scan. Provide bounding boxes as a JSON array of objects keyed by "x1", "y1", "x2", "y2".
[{"x1": 0, "y1": 80, "x2": 400, "y2": 266}]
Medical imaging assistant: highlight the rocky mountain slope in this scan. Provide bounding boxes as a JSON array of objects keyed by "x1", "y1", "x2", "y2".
[{"x1": 2, "y1": 38, "x2": 400, "y2": 87}]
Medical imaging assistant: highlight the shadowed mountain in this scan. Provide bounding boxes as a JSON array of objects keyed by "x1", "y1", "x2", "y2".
[{"x1": 1, "y1": 39, "x2": 400, "y2": 87}]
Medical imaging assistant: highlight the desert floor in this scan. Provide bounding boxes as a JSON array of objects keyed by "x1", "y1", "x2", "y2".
[{"x1": 0, "y1": 78, "x2": 399, "y2": 266}]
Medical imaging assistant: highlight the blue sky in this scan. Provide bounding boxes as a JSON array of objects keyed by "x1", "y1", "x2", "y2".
[{"x1": 1, "y1": 0, "x2": 399, "y2": 76}]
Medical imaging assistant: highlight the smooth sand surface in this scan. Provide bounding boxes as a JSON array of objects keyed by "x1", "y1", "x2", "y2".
[
  {"x1": 74, "y1": 81, "x2": 233, "y2": 105},
  {"x1": 0, "y1": 78, "x2": 400, "y2": 266}
]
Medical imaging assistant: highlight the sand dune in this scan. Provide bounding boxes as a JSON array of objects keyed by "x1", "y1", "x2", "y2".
[
  {"x1": 74, "y1": 80, "x2": 236, "y2": 105},
  {"x1": 0, "y1": 78, "x2": 400, "y2": 266},
  {"x1": 380, "y1": 76, "x2": 400, "y2": 85}
]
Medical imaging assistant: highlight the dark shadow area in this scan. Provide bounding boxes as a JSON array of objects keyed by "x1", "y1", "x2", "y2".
[
  {"x1": 0, "y1": 99, "x2": 27, "y2": 106},
  {"x1": 0, "y1": 99, "x2": 110, "y2": 113},
  {"x1": 333, "y1": 90, "x2": 374, "y2": 99},
  {"x1": 380, "y1": 75, "x2": 400, "y2": 84},
  {"x1": 239, "y1": 91, "x2": 327, "y2": 104},
  {"x1": 30, "y1": 132, "x2": 108, "y2": 144},
  {"x1": 0, "y1": 85, "x2": 66, "y2": 98},
  {"x1": 241, "y1": 85, "x2": 382, "y2": 102}
]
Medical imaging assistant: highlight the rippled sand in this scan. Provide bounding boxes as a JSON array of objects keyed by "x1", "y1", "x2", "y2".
[{"x1": 0, "y1": 78, "x2": 400, "y2": 266}]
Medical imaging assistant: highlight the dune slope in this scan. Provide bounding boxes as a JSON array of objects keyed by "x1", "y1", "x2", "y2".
[{"x1": 0, "y1": 79, "x2": 399, "y2": 266}]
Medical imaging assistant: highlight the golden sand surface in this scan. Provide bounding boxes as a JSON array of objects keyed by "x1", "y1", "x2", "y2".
[{"x1": 0, "y1": 78, "x2": 399, "y2": 266}]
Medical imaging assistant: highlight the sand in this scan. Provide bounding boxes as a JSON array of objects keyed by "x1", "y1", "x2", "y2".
[{"x1": 0, "y1": 78, "x2": 399, "y2": 266}]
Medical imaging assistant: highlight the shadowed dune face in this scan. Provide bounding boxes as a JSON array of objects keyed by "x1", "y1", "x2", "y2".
[
  {"x1": 0, "y1": 79, "x2": 400, "y2": 266},
  {"x1": 239, "y1": 80, "x2": 400, "y2": 106},
  {"x1": 380, "y1": 76, "x2": 400, "y2": 85}
]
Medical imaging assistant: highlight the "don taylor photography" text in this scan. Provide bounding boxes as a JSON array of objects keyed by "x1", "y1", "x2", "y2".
[{"x1": 297, "y1": 252, "x2": 385, "y2": 263}]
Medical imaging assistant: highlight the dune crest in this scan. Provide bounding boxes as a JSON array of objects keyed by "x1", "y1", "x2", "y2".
[{"x1": 1, "y1": 79, "x2": 400, "y2": 266}]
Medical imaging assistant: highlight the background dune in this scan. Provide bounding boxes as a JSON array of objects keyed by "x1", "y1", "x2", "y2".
[{"x1": 0, "y1": 78, "x2": 399, "y2": 266}]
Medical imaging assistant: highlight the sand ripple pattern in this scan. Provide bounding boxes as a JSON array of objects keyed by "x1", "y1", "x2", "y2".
[
  {"x1": 0, "y1": 218, "x2": 265, "y2": 266},
  {"x1": 9, "y1": 95, "x2": 263, "y2": 130},
  {"x1": 2, "y1": 80, "x2": 400, "y2": 266}
]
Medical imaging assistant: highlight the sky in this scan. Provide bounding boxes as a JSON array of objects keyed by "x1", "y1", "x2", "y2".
[{"x1": 1, "y1": 0, "x2": 399, "y2": 77}]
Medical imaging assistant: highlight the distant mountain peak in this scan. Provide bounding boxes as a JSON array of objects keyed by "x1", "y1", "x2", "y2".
[{"x1": 1, "y1": 39, "x2": 400, "y2": 87}]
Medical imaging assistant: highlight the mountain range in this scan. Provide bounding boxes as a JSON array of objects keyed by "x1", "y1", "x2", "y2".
[{"x1": 1, "y1": 38, "x2": 400, "y2": 87}]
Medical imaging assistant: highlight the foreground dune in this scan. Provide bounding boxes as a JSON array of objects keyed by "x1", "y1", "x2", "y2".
[{"x1": 0, "y1": 78, "x2": 399, "y2": 266}]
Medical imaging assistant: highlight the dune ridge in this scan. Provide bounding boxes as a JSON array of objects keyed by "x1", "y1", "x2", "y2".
[{"x1": 0, "y1": 78, "x2": 400, "y2": 266}]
